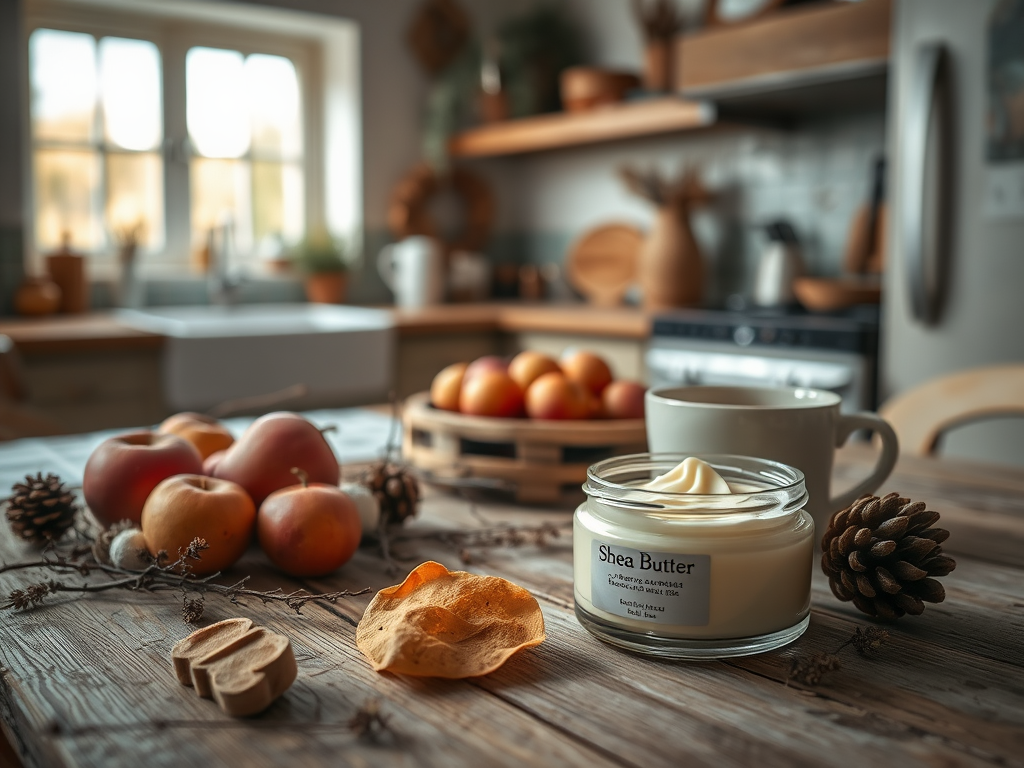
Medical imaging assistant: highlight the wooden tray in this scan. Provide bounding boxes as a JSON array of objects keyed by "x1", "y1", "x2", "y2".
[{"x1": 402, "y1": 392, "x2": 647, "y2": 503}]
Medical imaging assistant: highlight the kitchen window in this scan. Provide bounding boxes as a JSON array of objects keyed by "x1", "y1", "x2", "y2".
[{"x1": 25, "y1": 4, "x2": 331, "y2": 276}]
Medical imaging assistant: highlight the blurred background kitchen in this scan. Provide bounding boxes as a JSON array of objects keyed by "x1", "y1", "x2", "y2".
[{"x1": 0, "y1": 0, "x2": 1022, "y2": 465}]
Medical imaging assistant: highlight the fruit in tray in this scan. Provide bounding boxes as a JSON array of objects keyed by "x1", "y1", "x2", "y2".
[
  {"x1": 429, "y1": 350, "x2": 646, "y2": 421},
  {"x1": 83, "y1": 431, "x2": 204, "y2": 526}
]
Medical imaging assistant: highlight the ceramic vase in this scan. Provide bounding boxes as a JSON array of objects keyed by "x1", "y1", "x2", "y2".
[
  {"x1": 304, "y1": 272, "x2": 348, "y2": 304},
  {"x1": 639, "y1": 205, "x2": 704, "y2": 310}
]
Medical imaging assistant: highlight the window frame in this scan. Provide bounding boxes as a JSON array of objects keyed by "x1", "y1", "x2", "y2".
[{"x1": 23, "y1": 0, "x2": 325, "y2": 278}]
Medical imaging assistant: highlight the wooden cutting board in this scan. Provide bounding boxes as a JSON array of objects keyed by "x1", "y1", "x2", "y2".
[{"x1": 565, "y1": 223, "x2": 644, "y2": 307}]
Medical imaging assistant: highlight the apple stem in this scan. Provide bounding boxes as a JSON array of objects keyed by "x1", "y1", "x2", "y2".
[
  {"x1": 319, "y1": 424, "x2": 338, "y2": 436},
  {"x1": 199, "y1": 477, "x2": 207, "y2": 491},
  {"x1": 291, "y1": 467, "x2": 309, "y2": 488}
]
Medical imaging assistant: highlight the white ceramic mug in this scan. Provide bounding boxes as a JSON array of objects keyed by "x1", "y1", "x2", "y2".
[
  {"x1": 645, "y1": 386, "x2": 899, "y2": 530},
  {"x1": 377, "y1": 236, "x2": 445, "y2": 309}
]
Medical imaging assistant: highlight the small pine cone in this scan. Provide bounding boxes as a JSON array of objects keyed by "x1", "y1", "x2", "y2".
[
  {"x1": 367, "y1": 462, "x2": 420, "y2": 527},
  {"x1": 821, "y1": 492, "x2": 956, "y2": 620},
  {"x1": 4, "y1": 473, "x2": 80, "y2": 544}
]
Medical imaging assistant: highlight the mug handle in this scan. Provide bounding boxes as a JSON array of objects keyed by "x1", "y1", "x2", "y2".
[
  {"x1": 829, "y1": 412, "x2": 900, "y2": 514},
  {"x1": 377, "y1": 245, "x2": 396, "y2": 291}
]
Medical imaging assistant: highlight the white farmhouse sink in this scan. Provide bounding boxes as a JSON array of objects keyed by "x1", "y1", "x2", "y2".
[{"x1": 118, "y1": 304, "x2": 394, "y2": 411}]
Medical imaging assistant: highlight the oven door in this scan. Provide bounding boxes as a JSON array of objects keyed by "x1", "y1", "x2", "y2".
[{"x1": 646, "y1": 347, "x2": 860, "y2": 407}]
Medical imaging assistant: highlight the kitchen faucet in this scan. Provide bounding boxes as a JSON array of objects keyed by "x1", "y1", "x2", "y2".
[{"x1": 206, "y1": 216, "x2": 246, "y2": 306}]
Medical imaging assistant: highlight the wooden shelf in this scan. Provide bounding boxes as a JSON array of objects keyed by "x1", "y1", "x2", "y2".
[
  {"x1": 448, "y1": 98, "x2": 715, "y2": 158},
  {"x1": 676, "y1": 0, "x2": 891, "y2": 116}
]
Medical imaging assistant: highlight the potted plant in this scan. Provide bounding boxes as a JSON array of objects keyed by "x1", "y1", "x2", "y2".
[{"x1": 291, "y1": 232, "x2": 349, "y2": 304}]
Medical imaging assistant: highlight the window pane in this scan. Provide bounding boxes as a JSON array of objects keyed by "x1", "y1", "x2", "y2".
[
  {"x1": 245, "y1": 54, "x2": 302, "y2": 158},
  {"x1": 99, "y1": 37, "x2": 162, "y2": 151},
  {"x1": 252, "y1": 161, "x2": 304, "y2": 246},
  {"x1": 190, "y1": 157, "x2": 252, "y2": 253},
  {"x1": 30, "y1": 29, "x2": 97, "y2": 144},
  {"x1": 107, "y1": 153, "x2": 164, "y2": 250},
  {"x1": 187, "y1": 47, "x2": 249, "y2": 158},
  {"x1": 34, "y1": 149, "x2": 101, "y2": 250}
]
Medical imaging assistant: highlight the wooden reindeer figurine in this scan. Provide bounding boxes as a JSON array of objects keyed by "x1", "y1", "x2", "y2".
[{"x1": 621, "y1": 166, "x2": 711, "y2": 310}]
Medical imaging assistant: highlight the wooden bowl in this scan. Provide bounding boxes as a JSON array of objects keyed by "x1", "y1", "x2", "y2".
[
  {"x1": 559, "y1": 67, "x2": 640, "y2": 113},
  {"x1": 793, "y1": 276, "x2": 881, "y2": 312},
  {"x1": 402, "y1": 392, "x2": 647, "y2": 503}
]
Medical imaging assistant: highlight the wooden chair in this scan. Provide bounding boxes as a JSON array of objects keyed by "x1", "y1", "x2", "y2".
[
  {"x1": 0, "y1": 334, "x2": 64, "y2": 440},
  {"x1": 879, "y1": 364, "x2": 1024, "y2": 456}
]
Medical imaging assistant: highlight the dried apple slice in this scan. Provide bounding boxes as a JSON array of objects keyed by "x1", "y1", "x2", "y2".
[{"x1": 356, "y1": 561, "x2": 546, "y2": 678}]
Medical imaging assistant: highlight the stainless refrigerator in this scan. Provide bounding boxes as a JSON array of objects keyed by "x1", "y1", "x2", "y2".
[{"x1": 883, "y1": 0, "x2": 1024, "y2": 464}]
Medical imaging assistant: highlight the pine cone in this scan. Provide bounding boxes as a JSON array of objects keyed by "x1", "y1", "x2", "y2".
[
  {"x1": 821, "y1": 492, "x2": 956, "y2": 620},
  {"x1": 366, "y1": 462, "x2": 419, "y2": 527},
  {"x1": 4, "y1": 472, "x2": 80, "y2": 544}
]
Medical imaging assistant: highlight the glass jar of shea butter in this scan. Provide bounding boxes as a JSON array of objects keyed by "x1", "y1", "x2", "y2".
[{"x1": 574, "y1": 454, "x2": 813, "y2": 659}]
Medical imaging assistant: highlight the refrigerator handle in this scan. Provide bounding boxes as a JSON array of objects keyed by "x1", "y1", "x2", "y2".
[{"x1": 901, "y1": 41, "x2": 952, "y2": 325}]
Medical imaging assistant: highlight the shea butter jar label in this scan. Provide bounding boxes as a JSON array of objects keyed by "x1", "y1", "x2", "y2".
[{"x1": 591, "y1": 540, "x2": 710, "y2": 626}]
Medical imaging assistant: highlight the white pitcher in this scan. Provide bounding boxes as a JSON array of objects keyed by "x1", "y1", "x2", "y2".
[{"x1": 377, "y1": 236, "x2": 445, "y2": 309}]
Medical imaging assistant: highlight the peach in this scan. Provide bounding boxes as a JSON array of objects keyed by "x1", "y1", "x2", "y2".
[
  {"x1": 258, "y1": 470, "x2": 362, "y2": 577},
  {"x1": 508, "y1": 351, "x2": 561, "y2": 392},
  {"x1": 602, "y1": 380, "x2": 646, "y2": 419},
  {"x1": 430, "y1": 362, "x2": 468, "y2": 412},
  {"x1": 141, "y1": 474, "x2": 256, "y2": 576},
  {"x1": 463, "y1": 355, "x2": 508, "y2": 383},
  {"x1": 83, "y1": 432, "x2": 204, "y2": 527},
  {"x1": 561, "y1": 350, "x2": 613, "y2": 396},
  {"x1": 459, "y1": 370, "x2": 525, "y2": 418},
  {"x1": 525, "y1": 372, "x2": 589, "y2": 420},
  {"x1": 159, "y1": 412, "x2": 235, "y2": 460}
]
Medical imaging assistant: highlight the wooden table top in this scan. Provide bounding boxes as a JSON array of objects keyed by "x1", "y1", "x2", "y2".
[{"x1": 0, "y1": 418, "x2": 1021, "y2": 768}]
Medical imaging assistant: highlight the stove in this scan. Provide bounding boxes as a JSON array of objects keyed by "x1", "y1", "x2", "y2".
[{"x1": 646, "y1": 305, "x2": 880, "y2": 411}]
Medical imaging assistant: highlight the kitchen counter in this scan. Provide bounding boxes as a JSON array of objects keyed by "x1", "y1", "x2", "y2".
[
  {"x1": 0, "y1": 416, "x2": 1021, "y2": 768},
  {"x1": 0, "y1": 303, "x2": 652, "y2": 354}
]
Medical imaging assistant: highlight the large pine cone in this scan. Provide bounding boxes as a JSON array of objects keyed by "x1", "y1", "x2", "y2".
[
  {"x1": 821, "y1": 492, "x2": 956, "y2": 620},
  {"x1": 5, "y1": 472, "x2": 80, "y2": 544}
]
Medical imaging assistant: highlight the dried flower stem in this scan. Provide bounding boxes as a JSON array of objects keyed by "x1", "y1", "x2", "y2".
[{"x1": 786, "y1": 626, "x2": 890, "y2": 687}]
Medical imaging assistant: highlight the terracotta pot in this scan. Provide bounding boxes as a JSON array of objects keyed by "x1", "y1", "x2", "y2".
[
  {"x1": 559, "y1": 67, "x2": 640, "y2": 113},
  {"x1": 638, "y1": 206, "x2": 704, "y2": 310},
  {"x1": 304, "y1": 272, "x2": 348, "y2": 304},
  {"x1": 643, "y1": 38, "x2": 674, "y2": 93}
]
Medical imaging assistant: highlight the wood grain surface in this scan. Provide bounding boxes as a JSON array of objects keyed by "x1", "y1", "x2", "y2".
[{"x1": 1, "y1": 418, "x2": 1022, "y2": 767}]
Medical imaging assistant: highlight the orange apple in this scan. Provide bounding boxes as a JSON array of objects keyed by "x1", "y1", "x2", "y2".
[
  {"x1": 508, "y1": 351, "x2": 561, "y2": 392},
  {"x1": 602, "y1": 380, "x2": 646, "y2": 419},
  {"x1": 463, "y1": 355, "x2": 508, "y2": 383},
  {"x1": 258, "y1": 470, "x2": 362, "y2": 577},
  {"x1": 83, "y1": 432, "x2": 204, "y2": 527},
  {"x1": 459, "y1": 370, "x2": 525, "y2": 418},
  {"x1": 525, "y1": 371, "x2": 589, "y2": 420},
  {"x1": 561, "y1": 350, "x2": 613, "y2": 396},
  {"x1": 159, "y1": 411, "x2": 235, "y2": 460},
  {"x1": 141, "y1": 474, "x2": 256, "y2": 576},
  {"x1": 430, "y1": 362, "x2": 468, "y2": 412}
]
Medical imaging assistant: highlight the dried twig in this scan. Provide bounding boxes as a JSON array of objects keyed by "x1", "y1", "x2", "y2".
[
  {"x1": 348, "y1": 698, "x2": 393, "y2": 741},
  {"x1": 1, "y1": 537, "x2": 369, "y2": 621},
  {"x1": 632, "y1": 0, "x2": 685, "y2": 39}
]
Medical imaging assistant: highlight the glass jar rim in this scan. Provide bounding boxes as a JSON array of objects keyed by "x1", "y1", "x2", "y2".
[{"x1": 584, "y1": 453, "x2": 807, "y2": 516}]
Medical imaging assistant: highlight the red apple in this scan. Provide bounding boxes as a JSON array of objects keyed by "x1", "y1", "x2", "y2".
[
  {"x1": 258, "y1": 470, "x2": 362, "y2": 577},
  {"x1": 459, "y1": 370, "x2": 525, "y2": 418},
  {"x1": 141, "y1": 474, "x2": 256, "y2": 577},
  {"x1": 83, "y1": 431, "x2": 203, "y2": 526},
  {"x1": 213, "y1": 412, "x2": 339, "y2": 507},
  {"x1": 463, "y1": 355, "x2": 508, "y2": 383},
  {"x1": 203, "y1": 449, "x2": 227, "y2": 476},
  {"x1": 525, "y1": 372, "x2": 589, "y2": 420},
  {"x1": 508, "y1": 351, "x2": 561, "y2": 392},
  {"x1": 430, "y1": 362, "x2": 468, "y2": 412},
  {"x1": 602, "y1": 380, "x2": 646, "y2": 419}
]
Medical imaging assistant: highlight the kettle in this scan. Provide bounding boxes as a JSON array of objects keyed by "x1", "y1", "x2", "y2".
[{"x1": 752, "y1": 220, "x2": 804, "y2": 308}]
